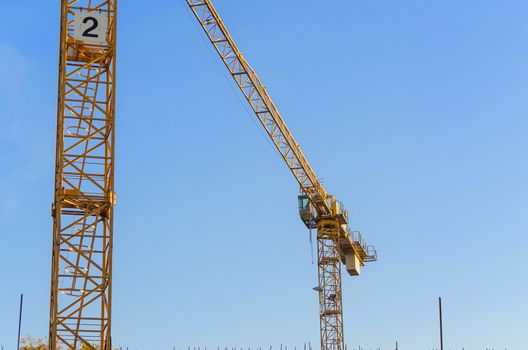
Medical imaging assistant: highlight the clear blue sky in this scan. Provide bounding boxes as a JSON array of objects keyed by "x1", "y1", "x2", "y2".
[{"x1": 1, "y1": 1, "x2": 527, "y2": 349}]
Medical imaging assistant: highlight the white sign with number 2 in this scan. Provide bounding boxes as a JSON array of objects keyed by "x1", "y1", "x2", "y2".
[{"x1": 73, "y1": 12, "x2": 108, "y2": 45}]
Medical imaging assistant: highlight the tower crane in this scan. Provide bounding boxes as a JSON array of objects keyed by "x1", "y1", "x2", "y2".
[
  {"x1": 50, "y1": 1, "x2": 116, "y2": 349},
  {"x1": 186, "y1": 2, "x2": 378, "y2": 350}
]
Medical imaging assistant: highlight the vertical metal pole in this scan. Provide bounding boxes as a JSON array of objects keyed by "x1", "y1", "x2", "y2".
[
  {"x1": 438, "y1": 297, "x2": 444, "y2": 350},
  {"x1": 17, "y1": 294, "x2": 23, "y2": 350}
]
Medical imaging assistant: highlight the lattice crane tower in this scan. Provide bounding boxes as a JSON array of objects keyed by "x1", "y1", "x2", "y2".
[{"x1": 50, "y1": 1, "x2": 117, "y2": 348}]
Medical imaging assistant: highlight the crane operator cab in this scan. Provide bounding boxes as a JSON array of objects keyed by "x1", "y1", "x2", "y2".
[{"x1": 298, "y1": 194, "x2": 317, "y2": 229}]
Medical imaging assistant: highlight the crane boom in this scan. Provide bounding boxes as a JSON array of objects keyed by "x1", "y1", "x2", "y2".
[
  {"x1": 186, "y1": 0, "x2": 331, "y2": 217},
  {"x1": 187, "y1": 2, "x2": 377, "y2": 350}
]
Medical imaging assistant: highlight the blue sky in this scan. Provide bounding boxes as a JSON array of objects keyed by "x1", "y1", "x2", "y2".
[{"x1": 1, "y1": 0, "x2": 527, "y2": 349}]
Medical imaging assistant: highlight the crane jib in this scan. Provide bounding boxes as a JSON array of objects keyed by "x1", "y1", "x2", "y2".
[{"x1": 187, "y1": 0, "x2": 330, "y2": 215}]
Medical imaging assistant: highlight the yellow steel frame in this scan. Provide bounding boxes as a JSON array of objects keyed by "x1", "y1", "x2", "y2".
[
  {"x1": 185, "y1": 2, "x2": 376, "y2": 350},
  {"x1": 317, "y1": 219, "x2": 344, "y2": 350},
  {"x1": 50, "y1": 1, "x2": 117, "y2": 349},
  {"x1": 186, "y1": 0, "x2": 331, "y2": 216}
]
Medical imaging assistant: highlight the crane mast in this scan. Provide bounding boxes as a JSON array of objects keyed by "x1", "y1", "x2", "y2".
[
  {"x1": 50, "y1": 1, "x2": 117, "y2": 349},
  {"x1": 186, "y1": 2, "x2": 377, "y2": 350}
]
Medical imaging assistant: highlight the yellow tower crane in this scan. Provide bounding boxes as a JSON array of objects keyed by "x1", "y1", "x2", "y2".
[
  {"x1": 186, "y1": 1, "x2": 378, "y2": 350},
  {"x1": 50, "y1": 1, "x2": 117, "y2": 349}
]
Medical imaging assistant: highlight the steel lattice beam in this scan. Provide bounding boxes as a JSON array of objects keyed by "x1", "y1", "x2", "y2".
[
  {"x1": 50, "y1": 1, "x2": 117, "y2": 349},
  {"x1": 317, "y1": 219, "x2": 344, "y2": 350},
  {"x1": 187, "y1": 0, "x2": 331, "y2": 217}
]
